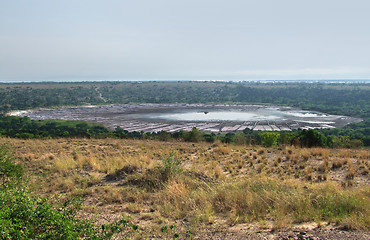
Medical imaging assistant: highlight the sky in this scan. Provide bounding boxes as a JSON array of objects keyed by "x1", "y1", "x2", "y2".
[{"x1": 0, "y1": 0, "x2": 370, "y2": 82}]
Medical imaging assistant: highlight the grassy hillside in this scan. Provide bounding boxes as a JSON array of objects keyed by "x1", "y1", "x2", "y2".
[{"x1": 3, "y1": 138, "x2": 369, "y2": 238}]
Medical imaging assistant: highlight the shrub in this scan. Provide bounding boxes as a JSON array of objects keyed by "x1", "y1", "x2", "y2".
[
  {"x1": 156, "y1": 152, "x2": 183, "y2": 182},
  {"x1": 126, "y1": 153, "x2": 183, "y2": 191},
  {"x1": 182, "y1": 127, "x2": 203, "y2": 142}
]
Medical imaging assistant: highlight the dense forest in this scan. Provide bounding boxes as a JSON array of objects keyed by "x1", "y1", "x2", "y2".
[
  {"x1": 0, "y1": 81, "x2": 369, "y2": 146},
  {"x1": 0, "y1": 83, "x2": 103, "y2": 113},
  {"x1": 98, "y1": 82, "x2": 370, "y2": 118}
]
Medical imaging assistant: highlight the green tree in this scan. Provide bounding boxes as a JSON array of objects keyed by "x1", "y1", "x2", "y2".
[
  {"x1": 158, "y1": 131, "x2": 171, "y2": 141},
  {"x1": 232, "y1": 132, "x2": 247, "y2": 145},
  {"x1": 260, "y1": 131, "x2": 280, "y2": 147},
  {"x1": 183, "y1": 127, "x2": 203, "y2": 142},
  {"x1": 299, "y1": 129, "x2": 327, "y2": 148},
  {"x1": 332, "y1": 136, "x2": 351, "y2": 148}
]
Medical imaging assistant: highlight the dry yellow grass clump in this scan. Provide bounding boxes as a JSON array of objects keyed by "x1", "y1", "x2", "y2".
[{"x1": 1, "y1": 137, "x2": 369, "y2": 235}]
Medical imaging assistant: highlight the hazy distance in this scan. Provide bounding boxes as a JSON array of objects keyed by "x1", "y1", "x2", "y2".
[{"x1": 1, "y1": 0, "x2": 370, "y2": 82}]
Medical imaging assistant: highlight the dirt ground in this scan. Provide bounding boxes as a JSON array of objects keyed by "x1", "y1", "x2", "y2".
[{"x1": 194, "y1": 223, "x2": 370, "y2": 240}]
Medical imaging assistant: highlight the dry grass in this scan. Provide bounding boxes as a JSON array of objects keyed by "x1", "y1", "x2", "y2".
[{"x1": 1, "y1": 137, "x2": 369, "y2": 234}]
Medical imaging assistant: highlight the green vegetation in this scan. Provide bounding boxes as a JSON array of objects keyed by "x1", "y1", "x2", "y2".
[
  {"x1": 156, "y1": 152, "x2": 183, "y2": 182},
  {"x1": 321, "y1": 119, "x2": 370, "y2": 146},
  {"x1": 0, "y1": 144, "x2": 133, "y2": 239},
  {"x1": 0, "y1": 116, "x2": 109, "y2": 139},
  {"x1": 298, "y1": 129, "x2": 327, "y2": 148},
  {"x1": 0, "y1": 83, "x2": 104, "y2": 113},
  {"x1": 261, "y1": 131, "x2": 280, "y2": 147},
  {"x1": 0, "y1": 144, "x2": 23, "y2": 186},
  {"x1": 182, "y1": 127, "x2": 203, "y2": 142}
]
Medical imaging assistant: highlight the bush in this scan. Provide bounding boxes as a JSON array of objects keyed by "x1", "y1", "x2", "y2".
[
  {"x1": 183, "y1": 127, "x2": 203, "y2": 142},
  {"x1": 127, "y1": 153, "x2": 184, "y2": 191},
  {"x1": 156, "y1": 152, "x2": 183, "y2": 182}
]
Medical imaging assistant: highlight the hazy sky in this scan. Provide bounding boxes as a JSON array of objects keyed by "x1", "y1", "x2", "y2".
[{"x1": 1, "y1": 0, "x2": 369, "y2": 81}]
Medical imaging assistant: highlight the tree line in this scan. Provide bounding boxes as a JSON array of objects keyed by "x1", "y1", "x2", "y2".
[{"x1": 0, "y1": 115, "x2": 366, "y2": 148}]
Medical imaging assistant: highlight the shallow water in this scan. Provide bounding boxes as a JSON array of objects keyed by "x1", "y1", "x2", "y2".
[
  {"x1": 146, "y1": 109, "x2": 332, "y2": 123},
  {"x1": 150, "y1": 111, "x2": 278, "y2": 121}
]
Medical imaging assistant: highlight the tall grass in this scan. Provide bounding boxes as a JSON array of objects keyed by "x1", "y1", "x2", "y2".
[{"x1": 159, "y1": 176, "x2": 369, "y2": 229}]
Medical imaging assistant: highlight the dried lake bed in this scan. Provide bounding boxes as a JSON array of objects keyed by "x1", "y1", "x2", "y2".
[{"x1": 11, "y1": 104, "x2": 361, "y2": 133}]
